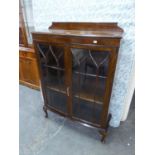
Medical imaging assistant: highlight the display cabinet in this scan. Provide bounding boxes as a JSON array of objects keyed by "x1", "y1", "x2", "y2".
[{"x1": 32, "y1": 22, "x2": 123, "y2": 142}]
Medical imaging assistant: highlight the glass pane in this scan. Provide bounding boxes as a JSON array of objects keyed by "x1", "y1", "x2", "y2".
[
  {"x1": 71, "y1": 48, "x2": 110, "y2": 124},
  {"x1": 37, "y1": 43, "x2": 67, "y2": 113},
  {"x1": 19, "y1": 27, "x2": 24, "y2": 45},
  {"x1": 21, "y1": 0, "x2": 35, "y2": 44}
]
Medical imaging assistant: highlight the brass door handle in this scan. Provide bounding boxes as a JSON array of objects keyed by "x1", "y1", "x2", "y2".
[
  {"x1": 67, "y1": 87, "x2": 70, "y2": 96},
  {"x1": 93, "y1": 40, "x2": 98, "y2": 44}
]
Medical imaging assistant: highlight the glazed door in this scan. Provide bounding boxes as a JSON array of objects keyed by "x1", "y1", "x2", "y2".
[
  {"x1": 36, "y1": 43, "x2": 68, "y2": 114},
  {"x1": 70, "y1": 47, "x2": 113, "y2": 126}
]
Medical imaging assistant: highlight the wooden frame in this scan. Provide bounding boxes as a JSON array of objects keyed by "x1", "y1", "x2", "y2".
[
  {"x1": 32, "y1": 22, "x2": 123, "y2": 142},
  {"x1": 19, "y1": 0, "x2": 28, "y2": 47}
]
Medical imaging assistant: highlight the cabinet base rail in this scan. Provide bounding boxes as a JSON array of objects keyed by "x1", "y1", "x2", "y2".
[{"x1": 43, "y1": 104, "x2": 112, "y2": 143}]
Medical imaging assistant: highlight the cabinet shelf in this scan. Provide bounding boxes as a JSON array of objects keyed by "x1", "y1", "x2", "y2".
[
  {"x1": 74, "y1": 91, "x2": 103, "y2": 105},
  {"x1": 43, "y1": 64, "x2": 64, "y2": 71},
  {"x1": 44, "y1": 65, "x2": 107, "y2": 79},
  {"x1": 46, "y1": 84, "x2": 103, "y2": 105},
  {"x1": 74, "y1": 71, "x2": 107, "y2": 79},
  {"x1": 47, "y1": 85, "x2": 66, "y2": 94}
]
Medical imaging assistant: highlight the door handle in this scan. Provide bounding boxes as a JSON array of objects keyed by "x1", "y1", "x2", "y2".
[
  {"x1": 93, "y1": 40, "x2": 98, "y2": 44},
  {"x1": 67, "y1": 87, "x2": 70, "y2": 96}
]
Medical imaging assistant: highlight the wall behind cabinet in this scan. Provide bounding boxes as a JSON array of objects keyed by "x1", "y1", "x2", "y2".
[{"x1": 31, "y1": 0, "x2": 135, "y2": 127}]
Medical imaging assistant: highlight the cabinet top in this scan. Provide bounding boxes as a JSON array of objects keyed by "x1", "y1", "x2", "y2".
[{"x1": 32, "y1": 22, "x2": 123, "y2": 38}]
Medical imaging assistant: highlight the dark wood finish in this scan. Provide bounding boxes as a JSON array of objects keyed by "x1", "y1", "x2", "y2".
[
  {"x1": 64, "y1": 46, "x2": 73, "y2": 117},
  {"x1": 49, "y1": 22, "x2": 123, "y2": 32},
  {"x1": 99, "y1": 114, "x2": 112, "y2": 142},
  {"x1": 32, "y1": 35, "x2": 121, "y2": 47},
  {"x1": 101, "y1": 48, "x2": 119, "y2": 128},
  {"x1": 32, "y1": 22, "x2": 123, "y2": 142}
]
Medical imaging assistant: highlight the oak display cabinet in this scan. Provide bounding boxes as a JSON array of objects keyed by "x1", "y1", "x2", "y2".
[{"x1": 32, "y1": 22, "x2": 123, "y2": 142}]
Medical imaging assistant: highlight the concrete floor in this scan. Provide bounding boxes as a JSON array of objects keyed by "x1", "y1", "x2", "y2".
[{"x1": 19, "y1": 85, "x2": 135, "y2": 155}]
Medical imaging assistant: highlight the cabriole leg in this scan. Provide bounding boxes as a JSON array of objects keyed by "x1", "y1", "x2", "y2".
[
  {"x1": 99, "y1": 114, "x2": 112, "y2": 143},
  {"x1": 43, "y1": 105, "x2": 48, "y2": 118}
]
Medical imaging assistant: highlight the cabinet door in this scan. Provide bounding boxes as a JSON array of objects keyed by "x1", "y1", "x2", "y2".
[
  {"x1": 36, "y1": 43, "x2": 68, "y2": 114},
  {"x1": 19, "y1": 58, "x2": 24, "y2": 80},
  {"x1": 19, "y1": 57, "x2": 33, "y2": 83},
  {"x1": 70, "y1": 47, "x2": 114, "y2": 126},
  {"x1": 19, "y1": 56, "x2": 39, "y2": 86}
]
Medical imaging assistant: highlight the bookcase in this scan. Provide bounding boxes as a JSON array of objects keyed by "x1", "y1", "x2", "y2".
[{"x1": 32, "y1": 22, "x2": 123, "y2": 142}]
